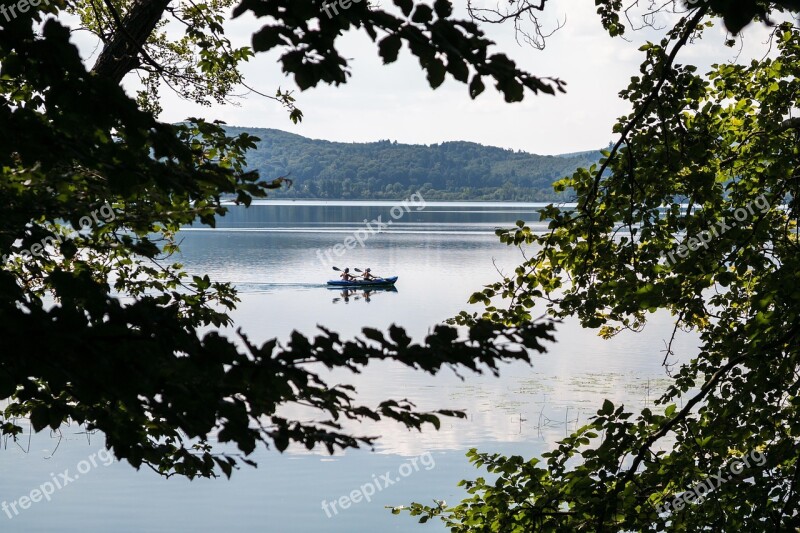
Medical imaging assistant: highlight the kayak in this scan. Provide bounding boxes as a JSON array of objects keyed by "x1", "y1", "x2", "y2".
[{"x1": 327, "y1": 276, "x2": 398, "y2": 287}]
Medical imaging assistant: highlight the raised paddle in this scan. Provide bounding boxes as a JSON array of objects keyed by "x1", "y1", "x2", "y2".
[
  {"x1": 332, "y1": 266, "x2": 357, "y2": 280},
  {"x1": 354, "y1": 267, "x2": 382, "y2": 280},
  {"x1": 355, "y1": 268, "x2": 372, "y2": 278}
]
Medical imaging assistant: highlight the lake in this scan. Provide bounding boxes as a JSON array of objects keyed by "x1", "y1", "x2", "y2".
[{"x1": 0, "y1": 201, "x2": 698, "y2": 532}]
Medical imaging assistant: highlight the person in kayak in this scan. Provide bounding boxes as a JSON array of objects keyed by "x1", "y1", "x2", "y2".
[
  {"x1": 361, "y1": 268, "x2": 377, "y2": 280},
  {"x1": 340, "y1": 268, "x2": 356, "y2": 281}
]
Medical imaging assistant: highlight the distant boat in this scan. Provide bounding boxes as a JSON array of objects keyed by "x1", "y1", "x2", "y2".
[{"x1": 326, "y1": 276, "x2": 398, "y2": 288}]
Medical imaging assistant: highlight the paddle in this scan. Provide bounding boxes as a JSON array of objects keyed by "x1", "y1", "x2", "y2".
[
  {"x1": 333, "y1": 266, "x2": 384, "y2": 282},
  {"x1": 336, "y1": 267, "x2": 371, "y2": 274},
  {"x1": 353, "y1": 267, "x2": 382, "y2": 280},
  {"x1": 332, "y1": 266, "x2": 357, "y2": 281}
]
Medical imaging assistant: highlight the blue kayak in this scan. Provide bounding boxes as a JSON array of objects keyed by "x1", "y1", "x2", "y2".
[{"x1": 327, "y1": 276, "x2": 398, "y2": 287}]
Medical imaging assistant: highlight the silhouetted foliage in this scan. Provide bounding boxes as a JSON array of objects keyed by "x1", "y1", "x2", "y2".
[
  {"x1": 0, "y1": 0, "x2": 558, "y2": 478},
  {"x1": 399, "y1": 3, "x2": 800, "y2": 531}
]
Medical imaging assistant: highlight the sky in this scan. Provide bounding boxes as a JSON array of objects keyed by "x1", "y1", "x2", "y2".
[{"x1": 72, "y1": 1, "x2": 787, "y2": 155}]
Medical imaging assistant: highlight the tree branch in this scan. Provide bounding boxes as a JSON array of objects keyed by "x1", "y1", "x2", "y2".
[{"x1": 91, "y1": 0, "x2": 170, "y2": 83}]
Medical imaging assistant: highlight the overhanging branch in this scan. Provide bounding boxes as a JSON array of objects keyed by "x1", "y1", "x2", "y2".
[{"x1": 91, "y1": 0, "x2": 170, "y2": 84}]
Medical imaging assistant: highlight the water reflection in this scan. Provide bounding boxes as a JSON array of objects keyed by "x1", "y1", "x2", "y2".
[
  {"x1": 0, "y1": 202, "x2": 699, "y2": 533},
  {"x1": 175, "y1": 202, "x2": 699, "y2": 456},
  {"x1": 329, "y1": 286, "x2": 398, "y2": 304}
]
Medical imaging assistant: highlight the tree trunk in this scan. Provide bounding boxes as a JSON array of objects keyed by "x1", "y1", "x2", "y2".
[{"x1": 91, "y1": 0, "x2": 170, "y2": 84}]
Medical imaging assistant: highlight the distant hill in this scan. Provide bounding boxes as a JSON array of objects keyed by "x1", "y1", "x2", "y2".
[{"x1": 225, "y1": 127, "x2": 600, "y2": 201}]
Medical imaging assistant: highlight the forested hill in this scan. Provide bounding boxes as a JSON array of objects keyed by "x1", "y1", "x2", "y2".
[{"x1": 225, "y1": 127, "x2": 601, "y2": 201}]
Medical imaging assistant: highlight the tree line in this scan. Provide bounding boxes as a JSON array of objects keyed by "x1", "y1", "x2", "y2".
[{"x1": 226, "y1": 126, "x2": 600, "y2": 201}]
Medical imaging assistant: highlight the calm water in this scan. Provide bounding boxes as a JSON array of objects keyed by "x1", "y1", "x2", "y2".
[{"x1": 0, "y1": 201, "x2": 698, "y2": 532}]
